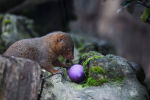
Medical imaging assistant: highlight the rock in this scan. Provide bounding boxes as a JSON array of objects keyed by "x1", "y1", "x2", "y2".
[
  {"x1": 0, "y1": 55, "x2": 41, "y2": 100},
  {"x1": 41, "y1": 73, "x2": 149, "y2": 100},
  {"x1": 40, "y1": 51, "x2": 149, "y2": 100},
  {"x1": 129, "y1": 62, "x2": 145, "y2": 84},
  {"x1": 0, "y1": 14, "x2": 38, "y2": 47}
]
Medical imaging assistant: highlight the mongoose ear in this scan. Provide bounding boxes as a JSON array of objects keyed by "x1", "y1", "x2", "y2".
[{"x1": 56, "y1": 35, "x2": 65, "y2": 42}]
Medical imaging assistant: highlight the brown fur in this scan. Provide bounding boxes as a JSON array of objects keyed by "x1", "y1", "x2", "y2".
[{"x1": 4, "y1": 31, "x2": 74, "y2": 74}]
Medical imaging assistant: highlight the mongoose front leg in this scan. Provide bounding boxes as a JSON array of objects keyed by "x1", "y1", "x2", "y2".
[
  {"x1": 44, "y1": 65, "x2": 62, "y2": 75},
  {"x1": 40, "y1": 60, "x2": 62, "y2": 74},
  {"x1": 53, "y1": 59, "x2": 68, "y2": 68}
]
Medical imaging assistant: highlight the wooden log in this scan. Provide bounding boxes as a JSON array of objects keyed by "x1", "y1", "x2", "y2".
[{"x1": 0, "y1": 55, "x2": 41, "y2": 100}]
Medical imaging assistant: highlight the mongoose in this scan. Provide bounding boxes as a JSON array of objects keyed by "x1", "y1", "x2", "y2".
[{"x1": 4, "y1": 31, "x2": 74, "y2": 74}]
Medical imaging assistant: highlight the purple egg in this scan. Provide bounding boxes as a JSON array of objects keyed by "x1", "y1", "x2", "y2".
[{"x1": 68, "y1": 64, "x2": 85, "y2": 83}]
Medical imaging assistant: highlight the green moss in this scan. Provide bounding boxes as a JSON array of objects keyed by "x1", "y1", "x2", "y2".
[
  {"x1": 89, "y1": 66, "x2": 106, "y2": 75},
  {"x1": 115, "y1": 77, "x2": 123, "y2": 84},
  {"x1": 110, "y1": 76, "x2": 123, "y2": 84},
  {"x1": 81, "y1": 51, "x2": 102, "y2": 59},
  {"x1": 81, "y1": 83, "x2": 88, "y2": 88},
  {"x1": 73, "y1": 84, "x2": 84, "y2": 90},
  {"x1": 82, "y1": 55, "x2": 103, "y2": 74},
  {"x1": 87, "y1": 77, "x2": 95, "y2": 86},
  {"x1": 69, "y1": 82, "x2": 88, "y2": 89},
  {"x1": 87, "y1": 77, "x2": 108, "y2": 86},
  {"x1": 86, "y1": 66, "x2": 108, "y2": 86},
  {"x1": 85, "y1": 66, "x2": 123, "y2": 86},
  {"x1": 4, "y1": 19, "x2": 12, "y2": 25},
  {"x1": 107, "y1": 69, "x2": 124, "y2": 84},
  {"x1": 95, "y1": 78, "x2": 108, "y2": 85},
  {"x1": 81, "y1": 52, "x2": 91, "y2": 59}
]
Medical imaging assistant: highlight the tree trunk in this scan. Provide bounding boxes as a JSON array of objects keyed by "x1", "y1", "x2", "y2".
[{"x1": 0, "y1": 55, "x2": 41, "y2": 100}]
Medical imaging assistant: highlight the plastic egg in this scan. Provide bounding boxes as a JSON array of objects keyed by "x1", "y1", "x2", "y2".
[{"x1": 68, "y1": 64, "x2": 85, "y2": 83}]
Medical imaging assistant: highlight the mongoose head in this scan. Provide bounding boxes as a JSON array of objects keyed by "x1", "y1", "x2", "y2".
[{"x1": 50, "y1": 32, "x2": 74, "y2": 60}]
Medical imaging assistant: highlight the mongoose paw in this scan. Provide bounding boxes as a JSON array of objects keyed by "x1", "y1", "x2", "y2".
[
  {"x1": 54, "y1": 71, "x2": 64, "y2": 75},
  {"x1": 51, "y1": 70, "x2": 63, "y2": 75},
  {"x1": 41, "y1": 70, "x2": 63, "y2": 80}
]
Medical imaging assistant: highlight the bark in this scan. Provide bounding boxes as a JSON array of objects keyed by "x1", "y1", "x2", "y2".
[{"x1": 0, "y1": 55, "x2": 41, "y2": 100}]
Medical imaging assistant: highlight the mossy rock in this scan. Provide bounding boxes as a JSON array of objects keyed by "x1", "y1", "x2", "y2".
[
  {"x1": 80, "y1": 51, "x2": 104, "y2": 75},
  {"x1": 79, "y1": 51, "x2": 127, "y2": 86},
  {"x1": 1, "y1": 14, "x2": 38, "y2": 49},
  {"x1": 81, "y1": 65, "x2": 123, "y2": 87},
  {"x1": 87, "y1": 66, "x2": 108, "y2": 86},
  {"x1": 80, "y1": 51, "x2": 103, "y2": 63}
]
